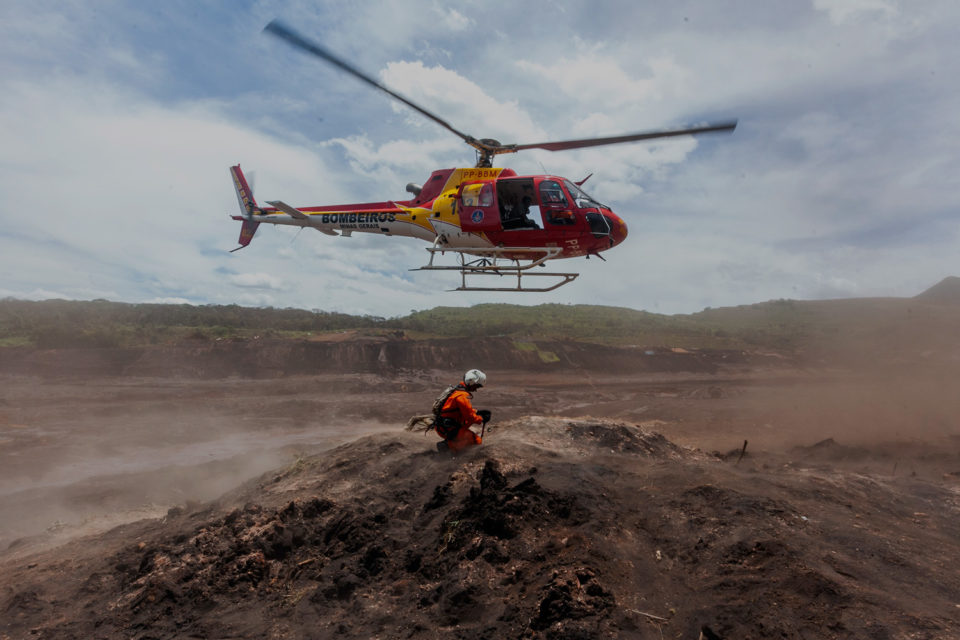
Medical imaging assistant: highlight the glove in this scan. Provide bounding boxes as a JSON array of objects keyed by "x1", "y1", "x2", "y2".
[{"x1": 477, "y1": 409, "x2": 492, "y2": 424}]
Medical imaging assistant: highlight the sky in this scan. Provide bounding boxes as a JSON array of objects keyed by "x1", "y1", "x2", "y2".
[{"x1": 1, "y1": 0, "x2": 959, "y2": 317}]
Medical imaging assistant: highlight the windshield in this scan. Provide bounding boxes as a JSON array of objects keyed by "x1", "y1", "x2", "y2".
[{"x1": 563, "y1": 180, "x2": 604, "y2": 209}]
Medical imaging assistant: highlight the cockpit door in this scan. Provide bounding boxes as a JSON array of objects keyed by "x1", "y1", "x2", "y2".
[{"x1": 458, "y1": 182, "x2": 502, "y2": 232}]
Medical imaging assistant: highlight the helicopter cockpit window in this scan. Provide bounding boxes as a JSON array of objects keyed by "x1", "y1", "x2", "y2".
[
  {"x1": 539, "y1": 181, "x2": 568, "y2": 207},
  {"x1": 540, "y1": 180, "x2": 575, "y2": 226},
  {"x1": 564, "y1": 180, "x2": 603, "y2": 210}
]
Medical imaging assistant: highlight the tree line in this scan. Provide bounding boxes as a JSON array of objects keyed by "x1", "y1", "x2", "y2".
[{"x1": 0, "y1": 297, "x2": 815, "y2": 350}]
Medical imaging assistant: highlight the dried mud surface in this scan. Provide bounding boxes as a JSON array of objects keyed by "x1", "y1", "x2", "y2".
[{"x1": 1, "y1": 341, "x2": 960, "y2": 639}]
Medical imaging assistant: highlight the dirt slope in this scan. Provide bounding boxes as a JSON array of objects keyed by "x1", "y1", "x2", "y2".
[
  {"x1": 914, "y1": 276, "x2": 960, "y2": 304},
  {"x1": 3, "y1": 417, "x2": 959, "y2": 639},
  {"x1": 0, "y1": 338, "x2": 778, "y2": 379}
]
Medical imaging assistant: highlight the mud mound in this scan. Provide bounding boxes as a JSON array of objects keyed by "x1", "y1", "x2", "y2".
[
  {"x1": 792, "y1": 437, "x2": 870, "y2": 462},
  {"x1": 2, "y1": 418, "x2": 960, "y2": 639},
  {"x1": 491, "y1": 416, "x2": 701, "y2": 464},
  {"x1": 564, "y1": 420, "x2": 689, "y2": 457}
]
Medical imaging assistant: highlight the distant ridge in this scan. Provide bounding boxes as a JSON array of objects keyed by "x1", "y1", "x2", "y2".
[
  {"x1": 914, "y1": 276, "x2": 960, "y2": 304},
  {"x1": 3, "y1": 277, "x2": 960, "y2": 351}
]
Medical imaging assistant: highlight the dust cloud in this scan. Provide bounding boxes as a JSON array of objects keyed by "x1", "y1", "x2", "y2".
[
  {"x1": 3, "y1": 345, "x2": 959, "y2": 552},
  {"x1": 0, "y1": 373, "x2": 394, "y2": 550}
]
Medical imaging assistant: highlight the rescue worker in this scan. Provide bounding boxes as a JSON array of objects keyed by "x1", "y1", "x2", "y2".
[{"x1": 436, "y1": 369, "x2": 490, "y2": 455}]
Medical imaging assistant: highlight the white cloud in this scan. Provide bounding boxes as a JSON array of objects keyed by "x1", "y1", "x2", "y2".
[
  {"x1": 0, "y1": 75, "x2": 424, "y2": 313},
  {"x1": 813, "y1": 0, "x2": 897, "y2": 24},
  {"x1": 322, "y1": 133, "x2": 464, "y2": 182},
  {"x1": 0, "y1": 288, "x2": 71, "y2": 301},
  {"x1": 228, "y1": 273, "x2": 287, "y2": 290},
  {"x1": 379, "y1": 60, "x2": 544, "y2": 144},
  {"x1": 1, "y1": 0, "x2": 959, "y2": 317},
  {"x1": 437, "y1": 6, "x2": 472, "y2": 31},
  {"x1": 517, "y1": 48, "x2": 691, "y2": 110}
]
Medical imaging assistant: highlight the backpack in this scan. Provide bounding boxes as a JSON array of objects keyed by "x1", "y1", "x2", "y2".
[
  {"x1": 432, "y1": 385, "x2": 460, "y2": 419},
  {"x1": 432, "y1": 384, "x2": 467, "y2": 439}
]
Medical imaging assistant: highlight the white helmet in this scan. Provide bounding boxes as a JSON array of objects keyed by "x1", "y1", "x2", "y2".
[{"x1": 464, "y1": 369, "x2": 487, "y2": 387}]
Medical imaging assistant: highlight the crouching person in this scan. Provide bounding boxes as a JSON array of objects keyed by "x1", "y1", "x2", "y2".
[{"x1": 435, "y1": 369, "x2": 491, "y2": 455}]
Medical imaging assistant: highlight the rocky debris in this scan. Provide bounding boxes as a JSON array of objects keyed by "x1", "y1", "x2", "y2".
[
  {"x1": 530, "y1": 566, "x2": 615, "y2": 634},
  {"x1": 2, "y1": 417, "x2": 960, "y2": 639},
  {"x1": 86, "y1": 454, "x2": 612, "y2": 639}
]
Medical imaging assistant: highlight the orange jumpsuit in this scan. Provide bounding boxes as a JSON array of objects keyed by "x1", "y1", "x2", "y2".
[{"x1": 438, "y1": 385, "x2": 483, "y2": 454}]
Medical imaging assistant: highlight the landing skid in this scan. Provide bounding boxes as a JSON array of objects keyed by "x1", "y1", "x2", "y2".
[{"x1": 413, "y1": 244, "x2": 579, "y2": 292}]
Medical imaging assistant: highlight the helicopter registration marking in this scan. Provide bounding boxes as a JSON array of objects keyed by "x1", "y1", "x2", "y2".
[{"x1": 459, "y1": 168, "x2": 501, "y2": 180}]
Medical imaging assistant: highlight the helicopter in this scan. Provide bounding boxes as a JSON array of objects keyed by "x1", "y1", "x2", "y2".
[{"x1": 229, "y1": 20, "x2": 737, "y2": 292}]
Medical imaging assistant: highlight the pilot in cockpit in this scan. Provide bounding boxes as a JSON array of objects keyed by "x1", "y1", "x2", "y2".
[{"x1": 518, "y1": 185, "x2": 540, "y2": 229}]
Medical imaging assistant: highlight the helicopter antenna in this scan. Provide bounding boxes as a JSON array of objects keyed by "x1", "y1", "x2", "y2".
[{"x1": 263, "y1": 20, "x2": 737, "y2": 167}]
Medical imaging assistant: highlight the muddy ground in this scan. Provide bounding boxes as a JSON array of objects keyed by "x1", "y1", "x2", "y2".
[{"x1": 1, "y1": 342, "x2": 960, "y2": 638}]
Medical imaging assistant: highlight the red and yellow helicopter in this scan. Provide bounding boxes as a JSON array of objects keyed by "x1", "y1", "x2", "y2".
[{"x1": 230, "y1": 21, "x2": 736, "y2": 292}]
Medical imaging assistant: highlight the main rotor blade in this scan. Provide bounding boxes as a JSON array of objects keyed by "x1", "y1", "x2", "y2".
[
  {"x1": 511, "y1": 121, "x2": 738, "y2": 153},
  {"x1": 263, "y1": 20, "x2": 478, "y2": 146}
]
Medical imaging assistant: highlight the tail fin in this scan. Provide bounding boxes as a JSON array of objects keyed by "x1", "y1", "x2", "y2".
[{"x1": 229, "y1": 165, "x2": 261, "y2": 252}]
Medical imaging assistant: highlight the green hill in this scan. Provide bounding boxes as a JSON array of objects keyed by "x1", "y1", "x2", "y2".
[
  {"x1": 2, "y1": 285, "x2": 959, "y2": 357},
  {"x1": 0, "y1": 299, "x2": 382, "y2": 348}
]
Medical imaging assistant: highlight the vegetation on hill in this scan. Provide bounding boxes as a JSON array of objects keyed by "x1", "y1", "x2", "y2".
[
  {"x1": 401, "y1": 303, "x2": 706, "y2": 340},
  {"x1": 0, "y1": 298, "x2": 791, "y2": 350},
  {"x1": 2, "y1": 286, "x2": 957, "y2": 354},
  {"x1": 0, "y1": 299, "x2": 382, "y2": 348}
]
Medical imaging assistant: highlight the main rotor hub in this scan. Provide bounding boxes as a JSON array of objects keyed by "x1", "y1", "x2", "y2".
[{"x1": 471, "y1": 138, "x2": 501, "y2": 168}]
